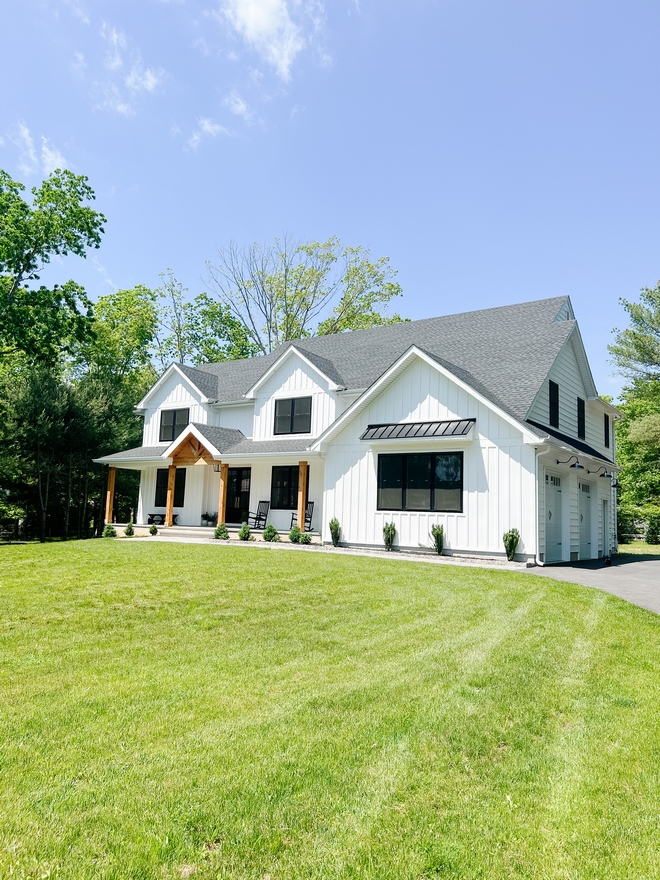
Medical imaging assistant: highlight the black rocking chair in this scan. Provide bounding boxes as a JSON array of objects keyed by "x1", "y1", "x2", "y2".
[
  {"x1": 247, "y1": 501, "x2": 270, "y2": 530},
  {"x1": 290, "y1": 501, "x2": 314, "y2": 531}
]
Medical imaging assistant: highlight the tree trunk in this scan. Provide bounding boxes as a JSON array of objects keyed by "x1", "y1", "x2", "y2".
[
  {"x1": 64, "y1": 454, "x2": 72, "y2": 540},
  {"x1": 82, "y1": 462, "x2": 89, "y2": 538}
]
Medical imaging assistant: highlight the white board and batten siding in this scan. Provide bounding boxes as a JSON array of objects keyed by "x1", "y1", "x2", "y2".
[
  {"x1": 142, "y1": 371, "x2": 211, "y2": 446},
  {"x1": 322, "y1": 357, "x2": 537, "y2": 557},
  {"x1": 252, "y1": 354, "x2": 345, "y2": 441}
]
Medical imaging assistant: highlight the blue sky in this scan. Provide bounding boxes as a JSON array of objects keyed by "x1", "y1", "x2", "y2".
[{"x1": 2, "y1": 0, "x2": 659, "y2": 398}]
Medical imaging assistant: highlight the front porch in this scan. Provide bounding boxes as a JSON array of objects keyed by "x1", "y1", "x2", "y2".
[{"x1": 103, "y1": 431, "x2": 323, "y2": 536}]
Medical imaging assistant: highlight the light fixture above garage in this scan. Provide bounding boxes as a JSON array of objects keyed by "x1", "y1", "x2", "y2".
[{"x1": 556, "y1": 456, "x2": 584, "y2": 469}]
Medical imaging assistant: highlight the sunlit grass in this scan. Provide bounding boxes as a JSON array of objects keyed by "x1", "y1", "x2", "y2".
[{"x1": 1, "y1": 541, "x2": 659, "y2": 879}]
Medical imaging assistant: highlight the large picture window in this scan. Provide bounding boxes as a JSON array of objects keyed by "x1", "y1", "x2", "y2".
[
  {"x1": 377, "y1": 452, "x2": 463, "y2": 512},
  {"x1": 274, "y1": 397, "x2": 312, "y2": 435},
  {"x1": 159, "y1": 408, "x2": 189, "y2": 442},
  {"x1": 155, "y1": 468, "x2": 186, "y2": 507},
  {"x1": 271, "y1": 465, "x2": 308, "y2": 509}
]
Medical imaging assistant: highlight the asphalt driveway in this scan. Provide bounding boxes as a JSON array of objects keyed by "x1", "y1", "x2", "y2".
[{"x1": 531, "y1": 553, "x2": 660, "y2": 615}]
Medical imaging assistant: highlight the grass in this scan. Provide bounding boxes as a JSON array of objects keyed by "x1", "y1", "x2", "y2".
[
  {"x1": 1, "y1": 542, "x2": 660, "y2": 880},
  {"x1": 617, "y1": 541, "x2": 660, "y2": 555}
]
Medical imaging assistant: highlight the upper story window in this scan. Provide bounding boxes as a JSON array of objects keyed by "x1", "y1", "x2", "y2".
[
  {"x1": 159, "y1": 408, "x2": 189, "y2": 442},
  {"x1": 549, "y1": 380, "x2": 559, "y2": 428},
  {"x1": 274, "y1": 397, "x2": 312, "y2": 435},
  {"x1": 377, "y1": 452, "x2": 463, "y2": 512},
  {"x1": 604, "y1": 413, "x2": 610, "y2": 448},
  {"x1": 577, "y1": 398, "x2": 585, "y2": 440}
]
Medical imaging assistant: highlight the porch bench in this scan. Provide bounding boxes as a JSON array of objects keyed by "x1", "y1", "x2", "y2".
[{"x1": 148, "y1": 513, "x2": 179, "y2": 526}]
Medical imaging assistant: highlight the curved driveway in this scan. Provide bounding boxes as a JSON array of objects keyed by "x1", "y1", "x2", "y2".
[{"x1": 530, "y1": 553, "x2": 660, "y2": 615}]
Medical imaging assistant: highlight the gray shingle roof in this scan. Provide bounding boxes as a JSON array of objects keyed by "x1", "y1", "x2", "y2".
[
  {"x1": 187, "y1": 296, "x2": 575, "y2": 425},
  {"x1": 96, "y1": 446, "x2": 166, "y2": 462},
  {"x1": 192, "y1": 424, "x2": 310, "y2": 456}
]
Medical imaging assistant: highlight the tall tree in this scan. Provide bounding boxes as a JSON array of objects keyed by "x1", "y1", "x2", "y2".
[
  {"x1": 205, "y1": 236, "x2": 405, "y2": 355},
  {"x1": 0, "y1": 169, "x2": 105, "y2": 362},
  {"x1": 154, "y1": 270, "x2": 257, "y2": 367}
]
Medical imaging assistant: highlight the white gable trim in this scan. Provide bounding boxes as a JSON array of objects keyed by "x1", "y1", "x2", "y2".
[
  {"x1": 243, "y1": 345, "x2": 343, "y2": 398},
  {"x1": 310, "y1": 346, "x2": 539, "y2": 451},
  {"x1": 135, "y1": 364, "x2": 211, "y2": 411},
  {"x1": 162, "y1": 423, "x2": 223, "y2": 459}
]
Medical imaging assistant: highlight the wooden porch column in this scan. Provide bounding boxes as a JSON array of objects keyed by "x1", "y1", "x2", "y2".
[
  {"x1": 104, "y1": 466, "x2": 116, "y2": 525},
  {"x1": 164, "y1": 464, "x2": 177, "y2": 527},
  {"x1": 297, "y1": 461, "x2": 308, "y2": 532},
  {"x1": 217, "y1": 463, "x2": 228, "y2": 526}
]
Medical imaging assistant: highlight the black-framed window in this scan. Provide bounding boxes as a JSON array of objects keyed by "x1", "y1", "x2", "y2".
[
  {"x1": 155, "y1": 467, "x2": 186, "y2": 507},
  {"x1": 604, "y1": 413, "x2": 610, "y2": 448},
  {"x1": 274, "y1": 397, "x2": 312, "y2": 435},
  {"x1": 549, "y1": 381, "x2": 559, "y2": 428},
  {"x1": 159, "y1": 408, "x2": 189, "y2": 442},
  {"x1": 577, "y1": 398, "x2": 585, "y2": 440},
  {"x1": 377, "y1": 452, "x2": 463, "y2": 512},
  {"x1": 270, "y1": 465, "x2": 308, "y2": 510}
]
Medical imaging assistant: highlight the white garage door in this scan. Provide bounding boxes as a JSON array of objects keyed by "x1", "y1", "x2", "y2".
[{"x1": 545, "y1": 473, "x2": 563, "y2": 563}]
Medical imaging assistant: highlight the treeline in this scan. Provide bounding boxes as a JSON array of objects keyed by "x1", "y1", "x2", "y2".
[
  {"x1": 0, "y1": 170, "x2": 405, "y2": 541},
  {"x1": 608, "y1": 284, "x2": 660, "y2": 541}
]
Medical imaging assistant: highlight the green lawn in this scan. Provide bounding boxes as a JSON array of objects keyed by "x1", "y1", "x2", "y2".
[
  {"x1": 617, "y1": 541, "x2": 660, "y2": 555},
  {"x1": 1, "y1": 542, "x2": 659, "y2": 880}
]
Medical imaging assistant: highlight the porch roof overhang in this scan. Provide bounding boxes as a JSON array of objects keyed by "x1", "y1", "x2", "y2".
[{"x1": 93, "y1": 446, "x2": 171, "y2": 469}]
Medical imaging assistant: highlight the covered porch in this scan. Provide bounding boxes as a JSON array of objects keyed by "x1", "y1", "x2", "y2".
[{"x1": 98, "y1": 425, "x2": 323, "y2": 535}]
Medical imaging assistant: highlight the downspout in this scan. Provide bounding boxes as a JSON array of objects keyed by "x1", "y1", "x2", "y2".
[{"x1": 534, "y1": 447, "x2": 545, "y2": 567}]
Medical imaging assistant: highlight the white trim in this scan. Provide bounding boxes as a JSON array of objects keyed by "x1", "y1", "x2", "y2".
[
  {"x1": 310, "y1": 346, "x2": 540, "y2": 451},
  {"x1": 134, "y1": 364, "x2": 213, "y2": 411},
  {"x1": 162, "y1": 423, "x2": 223, "y2": 459},
  {"x1": 243, "y1": 345, "x2": 343, "y2": 398},
  {"x1": 93, "y1": 455, "x2": 171, "y2": 466}
]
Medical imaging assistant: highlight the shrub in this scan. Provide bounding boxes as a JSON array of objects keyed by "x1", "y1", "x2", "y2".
[
  {"x1": 430, "y1": 523, "x2": 444, "y2": 555},
  {"x1": 383, "y1": 522, "x2": 396, "y2": 551},
  {"x1": 263, "y1": 524, "x2": 280, "y2": 542},
  {"x1": 617, "y1": 506, "x2": 636, "y2": 544},
  {"x1": 299, "y1": 532, "x2": 312, "y2": 545},
  {"x1": 503, "y1": 528, "x2": 520, "y2": 561},
  {"x1": 102, "y1": 524, "x2": 117, "y2": 538},
  {"x1": 214, "y1": 523, "x2": 229, "y2": 540},
  {"x1": 238, "y1": 523, "x2": 251, "y2": 541},
  {"x1": 289, "y1": 525, "x2": 302, "y2": 544},
  {"x1": 646, "y1": 514, "x2": 660, "y2": 545},
  {"x1": 329, "y1": 517, "x2": 341, "y2": 547},
  {"x1": 124, "y1": 518, "x2": 134, "y2": 537},
  {"x1": 149, "y1": 523, "x2": 158, "y2": 536}
]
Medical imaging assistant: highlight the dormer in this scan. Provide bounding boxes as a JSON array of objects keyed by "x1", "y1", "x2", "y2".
[
  {"x1": 136, "y1": 363, "x2": 214, "y2": 446},
  {"x1": 244, "y1": 345, "x2": 346, "y2": 441}
]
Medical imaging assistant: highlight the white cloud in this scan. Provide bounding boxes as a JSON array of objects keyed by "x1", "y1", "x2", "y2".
[
  {"x1": 220, "y1": 0, "x2": 305, "y2": 81},
  {"x1": 223, "y1": 89, "x2": 253, "y2": 122},
  {"x1": 101, "y1": 23, "x2": 127, "y2": 70},
  {"x1": 188, "y1": 117, "x2": 231, "y2": 149},
  {"x1": 7, "y1": 124, "x2": 68, "y2": 176},
  {"x1": 94, "y1": 82, "x2": 134, "y2": 115},
  {"x1": 9, "y1": 123, "x2": 39, "y2": 176},
  {"x1": 125, "y1": 66, "x2": 165, "y2": 93},
  {"x1": 41, "y1": 137, "x2": 68, "y2": 174},
  {"x1": 62, "y1": 0, "x2": 90, "y2": 24},
  {"x1": 71, "y1": 51, "x2": 87, "y2": 78}
]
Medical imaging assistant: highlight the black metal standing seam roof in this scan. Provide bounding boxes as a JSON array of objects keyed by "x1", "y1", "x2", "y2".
[
  {"x1": 360, "y1": 419, "x2": 475, "y2": 441},
  {"x1": 186, "y1": 296, "x2": 576, "y2": 426}
]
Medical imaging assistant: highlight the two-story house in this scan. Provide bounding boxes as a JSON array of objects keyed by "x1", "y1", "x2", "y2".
[{"x1": 96, "y1": 296, "x2": 619, "y2": 563}]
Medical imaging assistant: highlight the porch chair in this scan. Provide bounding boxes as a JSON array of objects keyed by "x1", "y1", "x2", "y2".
[
  {"x1": 290, "y1": 501, "x2": 314, "y2": 531},
  {"x1": 247, "y1": 501, "x2": 270, "y2": 530}
]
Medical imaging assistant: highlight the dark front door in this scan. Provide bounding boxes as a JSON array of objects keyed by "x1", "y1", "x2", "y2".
[{"x1": 226, "y1": 467, "x2": 251, "y2": 523}]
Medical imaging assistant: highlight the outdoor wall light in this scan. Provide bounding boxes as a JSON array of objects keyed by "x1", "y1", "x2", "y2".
[
  {"x1": 556, "y1": 456, "x2": 584, "y2": 469},
  {"x1": 213, "y1": 463, "x2": 221, "y2": 473},
  {"x1": 588, "y1": 466, "x2": 611, "y2": 478}
]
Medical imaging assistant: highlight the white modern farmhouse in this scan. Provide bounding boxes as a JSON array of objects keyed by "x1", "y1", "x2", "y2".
[{"x1": 97, "y1": 296, "x2": 619, "y2": 564}]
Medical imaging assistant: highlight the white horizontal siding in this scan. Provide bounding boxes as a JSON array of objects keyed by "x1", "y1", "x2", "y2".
[{"x1": 527, "y1": 337, "x2": 611, "y2": 457}]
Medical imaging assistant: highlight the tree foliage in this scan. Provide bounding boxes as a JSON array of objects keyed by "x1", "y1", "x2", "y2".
[
  {"x1": 206, "y1": 236, "x2": 405, "y2": 355},
  {"x1": 609, "y1": 283, "x2": 660, "y2": 380},
  {"x1": 0, "y1": 169, "x2": 105, "y2": 362}
]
